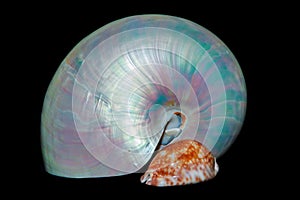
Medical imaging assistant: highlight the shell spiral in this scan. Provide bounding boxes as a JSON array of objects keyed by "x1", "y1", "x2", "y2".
[{"x1": 41, "y1": 15, "x2": 246, "y2": 179}]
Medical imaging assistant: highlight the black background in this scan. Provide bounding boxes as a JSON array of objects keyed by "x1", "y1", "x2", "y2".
[{"x1": 7, "y1": 1, "x2": 293, "y2": 198}]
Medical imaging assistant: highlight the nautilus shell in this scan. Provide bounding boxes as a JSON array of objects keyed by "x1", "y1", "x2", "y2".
[{"x1": 41, "y1": 14, "x2": 246, "y2": 186}]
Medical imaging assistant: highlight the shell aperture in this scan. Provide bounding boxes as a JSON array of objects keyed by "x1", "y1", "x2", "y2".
[{"x1": 41, "y1": 14, "x2": 247, "y2": 185}]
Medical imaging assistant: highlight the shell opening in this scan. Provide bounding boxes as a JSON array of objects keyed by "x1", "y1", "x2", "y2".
[
  {"x1": 140, "y1": 172, "x2": 152, "y2": 184},
  {"x1": 156, "y1": 111, "x2": 186, "y2": 150}
]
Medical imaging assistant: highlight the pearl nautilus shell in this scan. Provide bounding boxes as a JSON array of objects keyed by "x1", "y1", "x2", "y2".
[{"x1": 41, "y1": 14, "x2": 247, "y2": 187}]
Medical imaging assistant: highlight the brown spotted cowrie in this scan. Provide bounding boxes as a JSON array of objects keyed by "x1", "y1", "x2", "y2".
[{"x1": 140, "y1": 140, "x2": 219, "y2": 186}]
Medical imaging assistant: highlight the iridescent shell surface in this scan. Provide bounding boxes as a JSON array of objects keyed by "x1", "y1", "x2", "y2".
[{"x1": 41, "y1": 14, "x2": 247, "y2": 179}]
